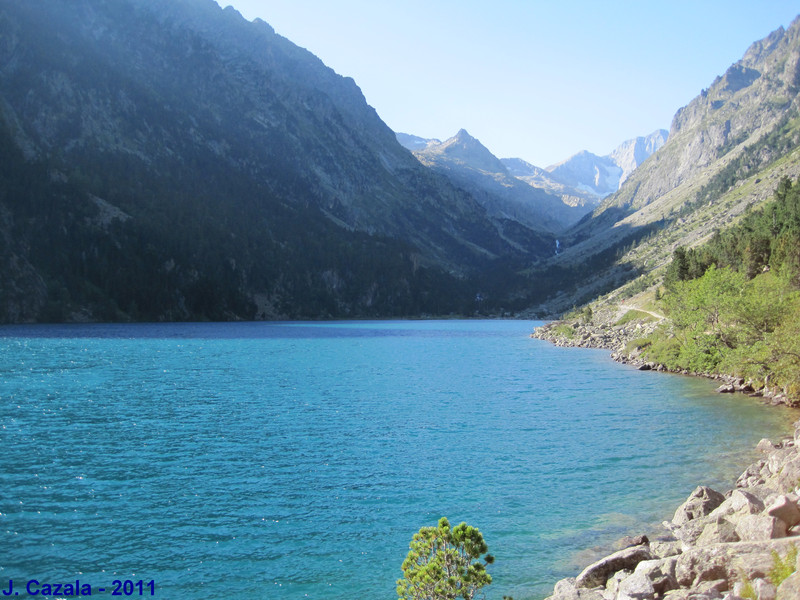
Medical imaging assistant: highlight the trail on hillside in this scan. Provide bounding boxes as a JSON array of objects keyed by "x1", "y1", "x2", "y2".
[{"x1": 616, "y1": 304, "x2": 666, "y2": 321}]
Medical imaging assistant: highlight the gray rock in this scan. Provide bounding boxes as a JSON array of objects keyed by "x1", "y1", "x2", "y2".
[
  {"x1": 575, "y1": 545, "x2": 654, "y2": 589},
  {"x1": 616, "y1": 570, "x2": 656, "y2": 600},
  {"x1": 631, "y1": 558, "x2": 679, "y2": 596},
  {"x1": 662, "y1": 591, "x2": 719, "y2": 600},
  {"x1": 673, "y1": 486, "x2": 726, "y2": 526},
  {"x1": 615, "y1": 534, "x2": 650, "y2": 550},
  {"x1": 767, "y1": 447, "x2": 797, "y2": 476},
  {"x1": 756, "y1": 438, "x2": 775, "y2": 453},
  {"x1": 696, "y1": 518, "x2": 740, "y2": 545},
  {"x1": 731, "y1": 489, "x2": 767, "y2": 514},
  {"x1": 673, "y1": 516, "x2": 716, "y2": 547},
  {"x1": 770, "y1": 454, "x2": 800, "y2": 493},
  {"x1": 650, "y1": 540, "x2": 682, "y2": 559},
  {"x1": 766, "y1": 494, "x2": 800, "y2": 528},
  {"x1": 736, "y1": 459, "x2": 767, "y2": 487},
  {"x1": 777, "y1": 571, "x2": 800, "y2": 600},
  {"x1": 752, "y1": 577, "x2": 777, "y2": 600},
  {"x1": 734, "y1": 514, "x2": 787, "y2": 541},
  {"x1": 604, "y1": 569, "x2": 632, "y2": 599},
  {"x1": 727, "y1": 540, "x2": 800, "y2": 582},
  {"x1": 675, "y1": 546, "x2": 731, "y2": 588},
  {"x1": 757, "y1": 438, "x2": 776, "y2": 452},
  {"x1": 695, "y1": 578, "x2": 728, "y2": 595},
  {"x1": 546, "y1": 577, "x2": 605, "y2": 600},
  {"x1": 710, "y1": 489, "x2": 765, "y2": 520},
  {"x1": 731, "y1": 580, "x2": 752, "y2": 597}
]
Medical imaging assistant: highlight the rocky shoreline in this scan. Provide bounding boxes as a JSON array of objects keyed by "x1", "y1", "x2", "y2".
[
  {"x1": 544, "y1": 425, "x2": 800, "y2": 600},
  {"x1": 531, "y1": 320, "x2": 796, "y2": 408},
  {"x1": 533, "y1": 320, "x2": 800, "y2": 599}
]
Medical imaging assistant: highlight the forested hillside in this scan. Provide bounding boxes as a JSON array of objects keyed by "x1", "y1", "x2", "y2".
[{"x1": 632, "y1": 178, "x2": 800, "y2": 399}]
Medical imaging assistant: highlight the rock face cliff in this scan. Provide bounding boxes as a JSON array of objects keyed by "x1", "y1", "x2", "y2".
[
  {"x1": 609, "y1": 21, "x2": 800, "y2": 216},
  {"x1": 587, "y1": 18, "x2": 799, "y2": 229},
  {"x1": 409, "y1": 129, "x2": 588, "y2": 232},
  {"x1": 0, "y1": 0, "x2": 552, "y2": 321},
  {"x1": 541, "y1": 130, "x2": 669, "y2": 199},
  {"x1": 536, "y1": 17, "x2": 800, "y2": 313}
]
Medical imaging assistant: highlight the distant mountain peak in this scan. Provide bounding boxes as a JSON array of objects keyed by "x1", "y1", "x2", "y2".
[
  {"x1": 543, "y1": 129, "x2": 668, "y2": 197},
  {"x1": 425, "y1": 130, "x2": 508, "y2": 174}
]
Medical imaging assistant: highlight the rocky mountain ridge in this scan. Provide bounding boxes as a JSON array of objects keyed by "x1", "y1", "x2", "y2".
[
  {"x1": 544, "y1": 129, "x2": 669, "y2": 198},
  {"x1": 406, "y1": 129, "x2": 587, "y2": 231},
  {"x1": 528, "y1": 16, "x2": 800, "y2": 315},
  {"x1": 397, "y1": 128, "x2": 668, "y2": 215}
]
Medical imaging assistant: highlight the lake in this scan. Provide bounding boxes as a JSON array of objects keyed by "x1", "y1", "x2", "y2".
[{"x1": 0, "y1": 320, "x2": 795, "y2": 599}]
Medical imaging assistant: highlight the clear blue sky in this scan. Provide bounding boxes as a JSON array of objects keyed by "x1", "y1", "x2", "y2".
[{"x1": 215, "y1": 1, "x2": 798, "y2": 167}]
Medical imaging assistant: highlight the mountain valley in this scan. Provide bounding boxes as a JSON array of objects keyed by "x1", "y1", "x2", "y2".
[{"x1": 0, "y1": 0, "x2": 798, "y2": 323}]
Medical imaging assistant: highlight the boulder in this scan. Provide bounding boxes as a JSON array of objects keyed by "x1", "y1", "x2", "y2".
[
  {"x1": 604, "y1": 569, "x2": 632, "y2": 599},
  {"x1": 727, "y1": 540, "x2": 800, "y2": 582},
  {"x1": 675, "y1": 546, "x2": 730, "y2": 588},
  {"x1": 734, "y1": 514, "x2": 787, "y2": 541},
  {"x1": 660, "y1": 591, "x2": 719, "y2": 599},
  {"x1": 732, "y1": 579, "x2": 752, "y2": 597},
  {"x1": 694, "y1": 578, "x2": 728, "y2": 595},
  {"x1": 575, "y1": 545, "x2": 654, "y2": 589},
  {"x1": 625, "y1": 558, "x2": 678, "y2": 597},
  {"x1": 777, "y1": 571, "x2": 800, "y2": 600},
  {"x1": 736, "y1": 459, "x2": 768, "y2": 487},
  {"x1": 673, "y1": 486, "x2": 726, "y2": 526},
  {"x1": 615, "y1": 535, "x2": 650, "y2": 550},
  {"x1": 757, "y1": 438, "x2": 776, "y2": 453},
  {"x1": 695, "y1": 518, "x2": 740, "y2": 545},
  {"x1": 769, "y1": 454, "x2": 800, "y2": 493},
  {"x1": 545, "y1": 577, "x2": 605, "y2": 600},
  {"x1": 730, "y1": 489, "x2": 766, "y2": 514},
  {"x1": 766, "y1": 494, "x2": 800, "y2": 528},
  {"x1": 649, "y1": 540, "x2": 682, "y2": 560},
  {"x1": 767, "y1": 447, "x2": 797, "y2": 476},
  {"x1": 752, "y1": 577, "x2": 777, "y2": 600},
  {"x1": 673, "y1": 516, "x2": 716, "y2": 547},
  {"x1": 709, "y1": 489, "x2": 765, "y2": 520},
  {"x1": 616, "y1": 570, "x2": 656, "y2": 600}
]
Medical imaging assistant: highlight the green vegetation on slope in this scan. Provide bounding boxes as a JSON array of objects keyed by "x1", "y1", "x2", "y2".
[{"x1": 638, "y1": 178, "x2": 800, "y2": 401}]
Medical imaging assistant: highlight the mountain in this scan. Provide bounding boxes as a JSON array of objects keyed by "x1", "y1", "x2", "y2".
[
  {"x1": 2, "y1": 0, "x2": 797, "y2": 323},
  {"x1": 0, "y1": 0, "x2": 554, "y2": 322},
  {"x1": 534, "y1": 17, "x2": 800, "y2": 313},
  {"x1": 397, "y1": 127, "x2": 668, "y2": 230},
  {"x1": 401, "y1": 129, "x2": 590, "y2": 231},
  {"x1": 500, "y1": 157, "x2": 600, "y2": 208},
  {"x1": 543, "y1": 129, "x2": 669, "y2": 198},
  {"x1": 608, "y1": 130, "x2": 669, "y2": 184},
  {"x1": 395, "y1": 132, "x2": 440, "y2": 152},
  {"x1": 544, "y1": 150, "x2": 622, "y2": 198}
]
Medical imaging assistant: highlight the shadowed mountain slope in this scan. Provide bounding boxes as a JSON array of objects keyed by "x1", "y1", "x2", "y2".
[{"x1": 0, "y1": 0, "x2": 553, "y2": 321}]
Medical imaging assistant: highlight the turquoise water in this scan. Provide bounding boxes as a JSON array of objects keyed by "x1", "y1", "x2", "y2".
[{"x1": 0, "y1": 320, "x2": 795, "y2": 599}]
